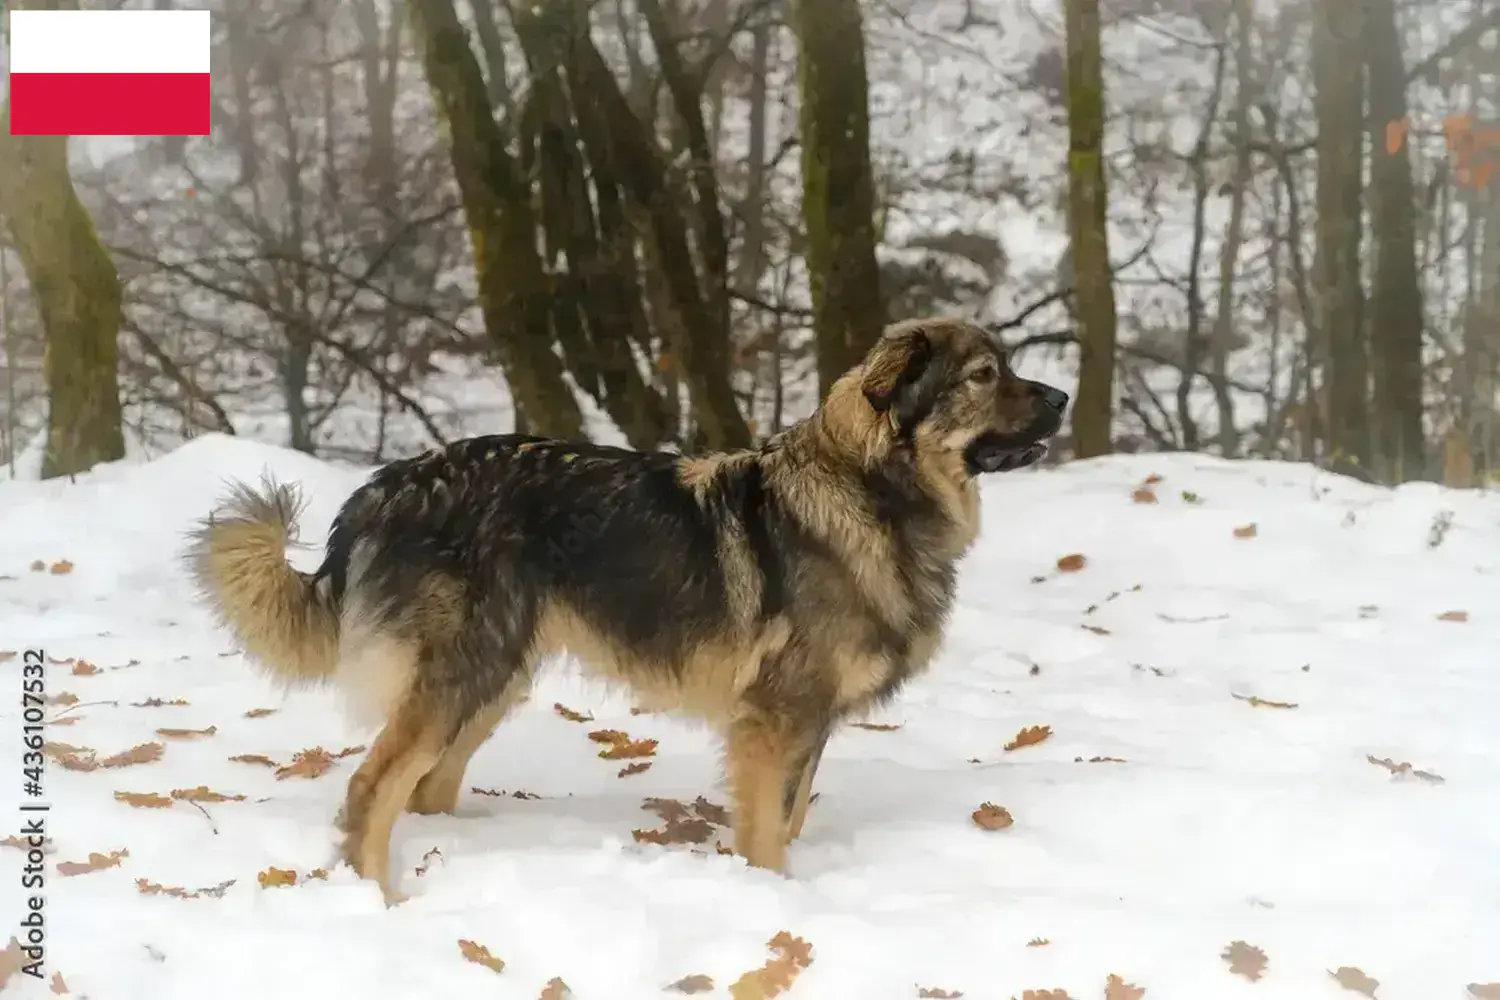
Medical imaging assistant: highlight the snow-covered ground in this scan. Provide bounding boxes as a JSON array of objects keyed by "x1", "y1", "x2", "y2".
[{"x1": 2, "y1": 438, "x2": 1499, "y2": 999}]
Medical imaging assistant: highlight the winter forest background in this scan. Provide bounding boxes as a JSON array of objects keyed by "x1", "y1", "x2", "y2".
[{"x1": 1, "y1": 0, "x2": 1498, "y2": 486}]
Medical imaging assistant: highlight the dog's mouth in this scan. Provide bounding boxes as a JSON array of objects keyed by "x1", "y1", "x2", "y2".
[{"x1": 964, "y1": 438, "x2": 1048, "y2": 475}]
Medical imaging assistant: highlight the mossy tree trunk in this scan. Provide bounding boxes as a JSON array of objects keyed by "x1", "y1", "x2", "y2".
[
  {"x1": 0, "y1": 126, "x2": 126, "y2": 478},
  {"x1": 1312, "y1": 0, "x2": 1369, "y2": 475},
  {"x1": 1365, "y1": 0, "x2": 1426, "y2": 482},
  {"x1": 1063, "y1": 0, "x2": 1118, "y2": 458},
  {"x1": 792, "y1": 0, "x2": 886, "y2": 397},
  {"x1": 406, "y1": 0, "x2": 584, "y2": 439}
]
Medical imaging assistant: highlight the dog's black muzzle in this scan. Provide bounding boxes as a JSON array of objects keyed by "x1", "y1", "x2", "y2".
[{"x1": 963, "y1": 380, "x2": 1070, "y2": 475}]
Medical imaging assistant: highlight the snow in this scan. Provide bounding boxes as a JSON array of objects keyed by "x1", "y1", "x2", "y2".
[{"x1": 3, "y1": 436, "x2": 1500, "y2": 999}]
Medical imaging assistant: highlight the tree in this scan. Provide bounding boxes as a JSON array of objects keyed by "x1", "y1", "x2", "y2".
[
  {"x1": 1063, "y1": 0, "x2": 1118, "y2": 458},
  {"x1": 1311, "y1": 0, "x2": 1368, "y2": 475},
  {"x1": 0, "y1": 119, "x2": 125, "y2": 478},
  {"x1": 791, "y1": 0, "x2": 886, "y2": 397},
  {"x1": 1365, "y1": 0, "x2": 1426, "y2": 482}
]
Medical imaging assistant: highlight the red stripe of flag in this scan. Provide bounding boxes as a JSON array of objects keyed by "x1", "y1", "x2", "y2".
[{"x1": 9, "y1": 73, "x2": 211, "y2": 137}]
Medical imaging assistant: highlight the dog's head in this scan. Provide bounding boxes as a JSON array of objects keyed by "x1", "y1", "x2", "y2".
[{"x1": 858, "y1": 318, "x2": 1068, "y2": 475}]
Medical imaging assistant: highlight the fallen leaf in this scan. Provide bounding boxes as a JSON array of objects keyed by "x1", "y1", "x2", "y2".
[
  {"x1": 1081, "y1": 624, "x2": 1112, "y2": 635},
  {"x1": 1467, "y1": 985, "x2": 1500, "y2": 999},
  {"x1": 132, "y1": 697, "x2": 190, "y2": 708},
  {"x1": 0, "y1": 651, "x2": 13, "y2": 662},
  {"x1": 553, "y1": 703, "x2": 594, "y2": 723},
  {"x1": 306, "y1": 868, "x2": 329, "y2": 880},
  {"x1": 618, "y1": 761, "x2": 652, "y2": 778},
  {"x1": 1437, "y1": 610, "x2": 1469, "y2": 622},
  {"x1": 1181, "y1": 490, "x2": 1202, "y2": 503},
  {"x1": 46, "y1": 741, "x2": 100, "y2": 772},
  {"x1": 2, "y1": 835, "x2": 53, "y2": 854},
  {"x1": 588, "y1": 728, "x2": 629, "y2": 744},
  {"x1": 275, "y1": 748, "x2": 335, "y2": 780},
  {"x1": 729, "y1": 932, "x2": 813, "y2": 1000},
  {"x1": 1056, "y1": 553, "x2": 1087, "y2": 573},
  {"x1": 1004, "y1": 724, "x2": 1052, "y2": 751},
  {"x1": 156, "y1": 726, "x2": 217, "y2": 740},
  {"x1": 971, "y1": 802, "x2": 1014, "y2": 831},
  {"x1": 540, "y1": 977, "x2": 573, "y2": 999},
  {"x1": 171, "y1": 786, "x2": 246, "y2": 803},
  {"x1": 28, "y1": 559, "x2": 46, "y2": 571},
  {"x1": 852, "y1": 722, "x2": 902, "y2": 731},
  {"x1": 1131, "y1": 488, "x2": 1158, "y2": 504},
  {"x1": 1017, "y1": 991, "x2": 1072, "y2": 1000},
  {"x1": 48, "y1": 692, "x2": 79, "y2": 706},
  {"x1": 668, "y1": 974, "x2": 715, "y2": 993},
  {"x1": 71, "y1": 660, "x2": 100, "y2": 675},
  {"x1": 1222, "y1": 940, "x2": 1267, "y2": 982},
  {"x1": 1105, "y1": 974, "x2": 1146, "y2": 1000},
  {"x1": 243, "y1": 708, "x2": 276, "y2": 718},
  {"x1": 115, "y1": 791, "x2": 174, "y2": 809},
  {"x1": 0, "y1": 938, "x2": 23, "y2": 987},
  {"x1": 1077, "y1": 756, "x2": 1128, "y2": 763},
  {"x1": 1232, "y1": 523, "x2": 1258, "y2": 539},
  {"x1": 472, "y1": 787, "x2": 543, "y2": 799},
  {"x1": 918, "y1": 989, "x2": 962, "y2": 999},
  {"x1": 1329, "y1": 967, "x2": 1378, "y2": 996},
  {"x1": 57, "y1": 849, "x2": 129, "y2": 876},
  {"x1": 1026, "y1": 938, "x2": 1050, "y2": 947},
  {"x1": 50, "y1": 970, "x2": 68, "y2": 994},
  {"x1": 136, "y1": 877, "x2": 235, "y2": 899},
  {"x1": 1232, "y1": 692, "x2": 1299, "y2": 710},
  {"x1": 600, "y1": 737, "x2": 659, "y2": 760},
  {"x1": 256, "y1": 866, "x2": 298, "y2": 888},
  {"x1": 50, "y1": 560, "x2": 74, "y2": 575},
  {"x1": 692, "y1": 797, "x2": 731, "y2": 826},
  {"x1": 634, "y1": 817, "x2": 716, "y2": 846},
  {"x1": 1365, "y1": 755, "x2": 1445, "y2": 783},
  {"x1": 229, "y1": 753, "x2": 279, "y2": 767},
  {"x1": 415, "y1": 847, "x2": 443, "y2": 876},
  {"x1": 1143, "y1": 473, "x2": 1164, "y2": 484},
  {"x1": 105, "y1": 742, "x2": 167, "y2": 768},
  {"x1": 458, "y1": 938, "x2": 505, "y2": 974}
]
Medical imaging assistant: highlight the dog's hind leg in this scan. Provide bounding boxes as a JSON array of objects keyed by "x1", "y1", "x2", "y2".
[
  {"x1": 339, "y1": 687, "x2": 450, "y2": 904},
  {"x1": 407, "y1": 673, "x2": 530, "y2": 815},
  {"x1": 724, "y1": 712, "x2": 824, "y2": 873},
  {"x1": 784, "y1": 730, "x2": 829, "y2": 845}
]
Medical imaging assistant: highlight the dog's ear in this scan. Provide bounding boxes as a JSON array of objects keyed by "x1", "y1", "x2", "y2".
[{"x1": 862, "y1": 329, "x2": 932, "y2": 413}]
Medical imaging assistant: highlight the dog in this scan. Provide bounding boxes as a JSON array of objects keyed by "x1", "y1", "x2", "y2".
[{"x1": 186, "y1": 317, "x2": 1068, "y2": 902}]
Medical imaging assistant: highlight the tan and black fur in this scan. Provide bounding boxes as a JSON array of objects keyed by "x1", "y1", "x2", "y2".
[{"x1": 186, "y1": 318, "x2": 1068, "y2": 902}]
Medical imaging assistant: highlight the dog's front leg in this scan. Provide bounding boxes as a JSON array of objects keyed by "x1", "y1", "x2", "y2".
[{"x1": 725, "y1": 713, "x2": 817, "y2": 873}]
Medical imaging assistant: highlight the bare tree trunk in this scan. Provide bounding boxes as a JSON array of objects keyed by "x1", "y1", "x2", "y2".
[
  {"x1": 1209, "y1": 0, "x2": 1253, "y2": 458},
  {"x1": 406, "y1": 0, "x2": 584, "y2": 438},
  {"x1": 1063, "y1": 0, "x2": 1118, "y2": 458},
  {"x1": 1312, "y1": 0, "x2": 1370, "y2": 475},
  {"x1": 0, "y1": 126, "x2": 126, "y2": 478},
  {"x1": 734, "y1": 11, "x2": 774, "y2": 299},
  {"x1": 1365, "y1": 0, "x2": 1427, "y2": 482},
  {"x1": 468, "y1": 0, "x2": 517, "y2": 125},
  {"x1": 1178, "y1": 39, "x2": 1228, "y2": 452},
  {"x1": 791, "y1": 0, "x2": 887, "y2": 396}
]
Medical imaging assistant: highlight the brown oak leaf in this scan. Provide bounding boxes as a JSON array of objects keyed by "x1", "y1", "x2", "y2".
[
  {"x1": 116, "y1": 791, "x2": 173, "y2": 809},
  {"x1": 729, "y1": 932, "x2": 814, "y2": 1000},
  {"x1": 57, "y1": 849, "x2": 129, "y2": 876},
  {"x1": 72, "y1": 660, "x2": 100, "y2": 675},
  {"x1": 618, "y1": 761, "x2": 652, "y2": 778},
  {"x1": 1365, "y1": 755, "x2": 1445, "y2": 783},
  {"x1": 1222, "y1": 941, "x2": 1267, "y2": 982},
  {"x1": 1329, "y1": 967, "x2": 1378, "y2": 997},
  {"x1": 45, "y1": 742, "x2": 100, "y2": 772},
  {"x1": 156, "y1": 726, "x2": 217, "y2": 740},
  {"x1": 171, "y1": 786, "x2": 246, "y2": 803},
  {"x1": 229, "y1": 753, "x2": 279, "y2": 768},
  {"x1": 50, "y1": 560, "x2": 75, "y2": 575},
  {"x1": 1004, "y1": 724, "x2": 1052, "y2": 751},
  {"x1": 852, "y1": 722, "x2": 903, "y2": 731},
  {"x1": 918, "y1": 989, "x2": 962, "y2": 998},
  {"x1": 1105, "y1": 974, "x2": 1146, "y2": 1000},
  {"x1": 588, "y1": 728, "x2": 629, "y2": 744},
  {"x1": 257, "y1": 867, "x2": 298, "y2": 888},
  {"x1": 601, "y1": 737, "x2": 658, "y2": 760},
  {"x1": 47, "y1": 692, "x2": 79, "y2": 706},
  {"x1": 2, "y1": 835, "x2": 53, "y2": 854},
  {"x1": 1131, "y1": 488, "x2": 1158, "y2": 504},
  {"x1": 1016, "y1": 991, "x2": 1072, "y2": 1000},
  {"x1": 0, "y1": 938, "x2": 23, "y2": 987},
  {"x1": 1467, "y1": 985, "x2": 1500, "y2": 999},
  {"x1": 553, "y1": 703, "x2": 594, "y2": 723},
  {"x1": 668, "y1": 974, "x2": 715, "y2": 993},
  {"x1": 244, "y1": 708, "x2": 276, "y2": 718},
  {"x1": 275, "y1": 748, "x2": 335, "y2": 780},
  {"x1": 1026, "y1": 938, "x2": 1050, "y2": 947},
  {"x1": 1056, "y1": 553, "x2": 1087, "y2": 572},
  {"x1": 1233, "y1": 523, "x2": 1258, "y2": 539},
  {"x1": 50, "y1": 970, "x2": 68, "y2": 994},
  {"x1": 539, "y1": 977, "x2": 573, "y2": 999},
  {"x1": 1437, "y1": 610, "x2": 1469, "y2": 622},
  {"x1": 972, "y1": 802, "x2": 1014, "y2": 831},
  {"x1": 133, "y1": 697, "x2": 189, "y2": 707},
  {"x1": 458, "y1": 939, "x2": 505, "y2": 974},
  {"x1": 136, "y1": 878, "x2": 235, "y2": 899},
  {"x1": 1232, "y1": 692, "x2": 1298, "y2": 710},
  {"x1": 102, "y1": 742, "x2": 165, "y2": 768}
]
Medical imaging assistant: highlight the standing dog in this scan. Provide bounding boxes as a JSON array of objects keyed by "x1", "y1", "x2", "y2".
[{"x1": 187, "y1": 317, "x2": 1067, "y2": 902}]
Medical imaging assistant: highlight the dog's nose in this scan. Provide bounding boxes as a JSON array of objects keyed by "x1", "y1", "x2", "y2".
[{"x1": 1038, "y1": 385, "x2": 1069, "y2": 412}]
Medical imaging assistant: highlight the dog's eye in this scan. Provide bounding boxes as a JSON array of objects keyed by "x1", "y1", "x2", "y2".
[{"x1": 968, "y1": 367, "x2": 997, "y2": 385}]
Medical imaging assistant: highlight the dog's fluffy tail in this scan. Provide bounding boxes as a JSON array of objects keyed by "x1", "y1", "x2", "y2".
[{"x1": 186, "y1": 477, "x2": 339, "y2": 684}]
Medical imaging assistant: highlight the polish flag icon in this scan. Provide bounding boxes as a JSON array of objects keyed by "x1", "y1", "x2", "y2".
[{"x1": 6, "y1": 9, "x2": 211, "y2": 137}]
